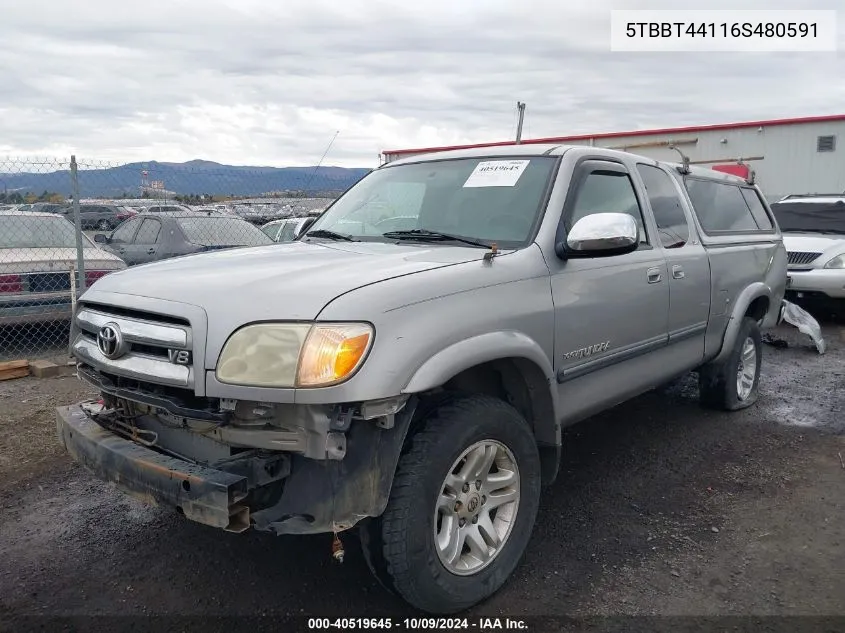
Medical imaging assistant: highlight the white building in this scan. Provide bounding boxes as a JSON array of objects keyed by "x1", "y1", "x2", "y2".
[{"x1": 381, "y1": 114, "x2": 845, "y2": 202}]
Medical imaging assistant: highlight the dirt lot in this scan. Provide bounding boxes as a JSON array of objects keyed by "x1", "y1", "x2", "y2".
[{"x1": 0, "y1": 323, "x2": 843, "y2": 629}]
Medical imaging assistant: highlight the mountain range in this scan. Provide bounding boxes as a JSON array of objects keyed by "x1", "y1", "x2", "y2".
[{"x1": 0, "y1": 159, "x2": 372, "y2": 198}]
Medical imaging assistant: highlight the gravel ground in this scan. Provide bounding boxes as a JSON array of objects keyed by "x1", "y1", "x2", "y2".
[{"x1": 0, "y1": 323, "x2": 843, "y2": 631}]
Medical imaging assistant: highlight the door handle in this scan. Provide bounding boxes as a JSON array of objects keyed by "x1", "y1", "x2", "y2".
[
  {"x1": 647, "y1": 267, "x2": 662, "y2": 284},
  {"x1": 672, "y1": 265, "x2": 685, "y2": 279},
  {"x1": 147, "y1": 248, "x2": 155, "y2": 254}
]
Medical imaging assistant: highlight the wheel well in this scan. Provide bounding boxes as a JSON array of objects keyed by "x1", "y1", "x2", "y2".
[
  {"x1": 745, "y1": 296, "x2": 769, "y2": 322},
  {"x1": 408, "y1": 359, "x2": 559, "y2": 483},
  {"x1": 415, "y1": 358, "x2": 559, "y2": 485},
  {"x1": 437, "y1": 359, "x2": 553, "y2": 441}
]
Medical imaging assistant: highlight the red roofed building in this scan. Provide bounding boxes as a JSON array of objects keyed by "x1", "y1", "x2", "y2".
[{"x1": 381, "y1": 114, "x2": 845, "y2": 201}]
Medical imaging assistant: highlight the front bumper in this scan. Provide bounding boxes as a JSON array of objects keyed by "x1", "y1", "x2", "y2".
[
  {"x1": 57, "y1": 395, "x2": 419, "y2": 536},
  {"x1": 787, "y1": 269, "x2": 845, "y2": 299},
  {"x1": 0, "y1": 295, "x2": 73, "y2": 326},
  {"x1": 56, "y1": 403, "x2": 251, "y2": 532}
]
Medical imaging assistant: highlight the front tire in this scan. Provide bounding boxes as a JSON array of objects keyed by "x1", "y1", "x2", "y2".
[
  {"x1": 699, "y1": 316, "x2": 762, "y2": 410},
  {"x1": 360, "y1": 394, "x2": 541, "y2": 614}
]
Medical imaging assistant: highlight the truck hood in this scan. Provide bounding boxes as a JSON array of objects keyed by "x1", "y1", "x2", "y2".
[{"x1": 84, "y1": 239, "x2": 488, "y2": 322}]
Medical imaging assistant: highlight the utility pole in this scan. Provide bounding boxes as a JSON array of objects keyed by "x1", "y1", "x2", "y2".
[{"x1": 515, "y1": 102, "x2": 526, "y2": 144}]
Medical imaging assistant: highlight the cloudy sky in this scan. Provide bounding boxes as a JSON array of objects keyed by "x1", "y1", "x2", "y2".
[{"x1": 0, "y1": 0, "x2": 842, "y2": 168}]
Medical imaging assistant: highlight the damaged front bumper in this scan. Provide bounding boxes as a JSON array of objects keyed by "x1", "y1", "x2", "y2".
[
  {"x1": 56, "y1": 395, "x2": 417, "y2": 536},
  {"x1": 57, "y1": 402, "x2": 252, "y2": 531}
]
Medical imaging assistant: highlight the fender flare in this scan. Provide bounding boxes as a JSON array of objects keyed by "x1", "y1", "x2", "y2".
[
  {"x1": 401, "y1": 330, "x2": 561, "y2": 443},
  {"x1": 711, "y1": 282, "x2": 771, "y2": 365}
]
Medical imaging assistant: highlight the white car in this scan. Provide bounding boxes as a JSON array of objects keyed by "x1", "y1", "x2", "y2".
[
  {"x1": 259, "y1": 216, "x2": 312, "y2": 242},
  {"x1": 0, "y1": 210, "x2": 127, "y2": 325},
  {"x1": 770, "y1": 194, "x2": 845, "y2": 303}
]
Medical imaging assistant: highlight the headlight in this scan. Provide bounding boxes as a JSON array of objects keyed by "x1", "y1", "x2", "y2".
[
  {"x1": 824, "y1": 254, "x2": 845, "y2": 269},
  {"x1": 216, "y1": 322, "x2": 374, "y2": 388}
]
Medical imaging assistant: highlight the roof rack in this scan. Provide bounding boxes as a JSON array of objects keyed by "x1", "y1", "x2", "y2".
[
  {"x1": 668, "y1": 145, "x2": 690, "y2": 174},
  {"x1": 734, "y1": 158, "x2": 757, "y2": 185},
  {"x1": 781, "y1": 193, "x2": 845, "y2": 199}
]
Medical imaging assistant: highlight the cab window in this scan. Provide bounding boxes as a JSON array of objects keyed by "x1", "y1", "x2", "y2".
[{"x1": 566, "y1": 170, "x2": 649, "y2": 245}]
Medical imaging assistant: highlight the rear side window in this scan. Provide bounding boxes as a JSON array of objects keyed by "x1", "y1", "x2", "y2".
[
  {"x1": 177, "y1": 217, "x2": 272, "y2": 246},
  {"x1": 636, "y1": 164, "x2": 689, "y2": 248},
  {"x1": 684, "y1": 179, "x2": 758, "y2": 232},
  {"x1": 261, "y1": 223, "x2": 280, "y2": 239},
  {"x1": 112, "y1": 218, "x2": 141, "y2": 243},
  {"x1": 740, "y1": 188, "x2": 773, "y2": 230},
  {"x1": 278, "y1": 221, "x2": 298, "y2": 241}
]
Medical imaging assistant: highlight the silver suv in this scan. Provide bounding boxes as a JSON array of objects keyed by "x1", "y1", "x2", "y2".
[
  {"x1": 57, "y1": 144, "x2": 786, "y2": 613},
  {"x1": 771, "y1": 194, "x2": 845, "y2": 308}
]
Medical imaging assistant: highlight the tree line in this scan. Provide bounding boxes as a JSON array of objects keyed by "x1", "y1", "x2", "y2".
[{"x1": 0, "y1": 190, "x2": 65, "y2": 204}]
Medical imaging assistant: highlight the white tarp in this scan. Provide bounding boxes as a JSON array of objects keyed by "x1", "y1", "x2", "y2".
[{"x1": 779, "y1": 299, "x2": 827, "y2": 354}]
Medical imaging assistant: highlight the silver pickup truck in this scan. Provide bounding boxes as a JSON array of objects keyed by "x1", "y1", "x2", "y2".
[{"x1": 56, "y1": 144, "x2": 786, "y2": 613}]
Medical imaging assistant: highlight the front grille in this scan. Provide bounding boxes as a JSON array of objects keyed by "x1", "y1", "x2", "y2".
[
  {"x1": 787, "y1": 251, "x2": 822, "y2": 266},
  {"x1": 80, "y1": 301, "x2": 189, "y2": 326},
  {"x1": 72, "y1": 303, "x2": 195, "y2": 390}
]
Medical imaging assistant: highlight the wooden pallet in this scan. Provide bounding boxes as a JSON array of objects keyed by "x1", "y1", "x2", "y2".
[{"x1": 0, "y1": 360, "x2": 30, "y2": 381}]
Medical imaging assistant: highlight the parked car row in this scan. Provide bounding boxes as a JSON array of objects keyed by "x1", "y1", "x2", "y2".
[
  {"x1": 5, "y1": 199, "x2": 332, "y2": 229},
  {"x1": 0, "y1": 208, "x2": 275, "y2": 325},
  {"x1": 94, "y1": 210, "x2": 273, "y2": 265},
  {"x1": 54, "y1": 203, "x2": 138, "y2": 230},
  {"x1": 233, "y1": 203, "x2": 329, "y2": 225},
  {"x1": 7, "y1": 202, "x2": 138, "y2": 230}
]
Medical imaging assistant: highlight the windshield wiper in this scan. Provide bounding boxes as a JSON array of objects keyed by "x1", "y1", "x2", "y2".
[
  {"x1": 382, "y1": 229, "x2": 491, "y2": 249},
  {"x1": 304, "y1": 229, "x2": 358, "y2": 242}
]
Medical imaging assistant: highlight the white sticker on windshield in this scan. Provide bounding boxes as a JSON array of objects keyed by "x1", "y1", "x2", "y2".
[{"x1": 462, "y1": 160, "x2": 530, "y2": 188}]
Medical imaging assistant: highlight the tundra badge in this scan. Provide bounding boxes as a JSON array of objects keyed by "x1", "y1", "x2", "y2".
[{"x1": 563, "y1": 341, "x2": 610, "y2": 361}]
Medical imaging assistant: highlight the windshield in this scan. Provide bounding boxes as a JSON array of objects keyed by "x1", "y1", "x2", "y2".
[
  {"x1": 305, "y1": 156, "x2": 558, "y2": 246},
  {"x1": 177, "y1": 217, "x2": 275, "y2": 246},
  {"x1": 0, "y1": 215, "x2": 96, "y2": 248},
  {"x1": 769, "y1": 200, "x2": 845, "y2": 234}
]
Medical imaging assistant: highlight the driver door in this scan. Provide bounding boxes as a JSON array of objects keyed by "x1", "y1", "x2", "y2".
[
  {"x1": 549, "y1": 159, "x2": 671, "y2": 425},
  {"x1": 104, "y1": 217, "x2": 142, "y2": 262},
  {"x1": 126, "y1": 218, "x2": 163, "y2": 264}
]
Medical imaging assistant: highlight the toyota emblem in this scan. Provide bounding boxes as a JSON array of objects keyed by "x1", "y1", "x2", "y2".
[{"x1": 97, "y1": 322, "x2": 126, "y2": 359}]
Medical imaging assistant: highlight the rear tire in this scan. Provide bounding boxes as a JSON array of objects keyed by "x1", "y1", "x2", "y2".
[
  {"x1": 699, "y1": 316, "x2": 762, "y2": 410},
  {"x1": 360, "y1": 394, "x2": 541, "y2": 614}
]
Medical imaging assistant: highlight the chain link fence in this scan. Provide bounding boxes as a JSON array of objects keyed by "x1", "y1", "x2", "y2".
[{"x1": 1, "y1": 156, "x2": 369, "y2": 361}]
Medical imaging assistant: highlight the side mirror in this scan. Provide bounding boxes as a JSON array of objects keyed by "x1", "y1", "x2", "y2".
[
  {"x1": 295, "y1": 217, "x2": 318, "y2": 239},
  {"x1": 94, "y1": 233, "x2": 108, "y2": 243},
  {"x1": 557, "y1": 213, "x2": 639, "y2": 259}
]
